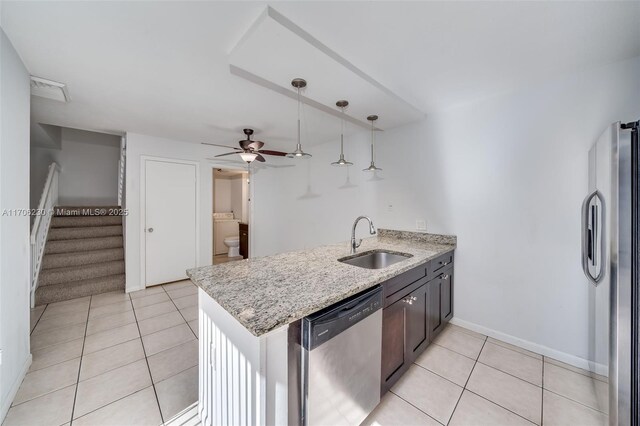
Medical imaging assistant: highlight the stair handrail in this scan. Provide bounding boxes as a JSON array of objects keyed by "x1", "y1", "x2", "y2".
[{"x1": 30, "y1": 162, "x2": 60, "y2": 307}]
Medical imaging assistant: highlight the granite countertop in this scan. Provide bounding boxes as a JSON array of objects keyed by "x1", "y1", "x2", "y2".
[{"x1": 186, "y1": 229, "x2": 456, "y2": 337}]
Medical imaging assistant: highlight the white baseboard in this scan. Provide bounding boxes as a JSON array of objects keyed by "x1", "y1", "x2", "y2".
[
  {"x1": 450, "y1": 317, "x2": 608, "y2": 376},
  {"x1": 0, "y1": 353, "x2": 32, "y2": 423}
]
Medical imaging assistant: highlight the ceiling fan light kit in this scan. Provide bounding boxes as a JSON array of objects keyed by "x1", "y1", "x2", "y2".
[
  {"x1": 287, "y1": 78, "x2": 312, "y2": 159},
  {"x1": 209, "y1": 128, "x2": 287, "y2": 164},
  {"x1": 363, "y1": 114, "x2": 382, "y2": 172},
  {"x1": 331, "y1": 100, "x2": 354, "y2": 167}
]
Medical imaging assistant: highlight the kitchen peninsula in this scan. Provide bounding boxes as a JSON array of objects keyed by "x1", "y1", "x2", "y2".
[{"x1": 187, "y1": 229, "x2": 456, "y2": 426}]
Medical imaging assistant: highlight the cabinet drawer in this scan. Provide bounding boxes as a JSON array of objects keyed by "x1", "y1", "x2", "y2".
[
  {"x1": 382, "y1": 264, "x2": 427, "y2": 307},
  {"x1": 429, "y1": 252, "x2": 453, "y2": 277}
]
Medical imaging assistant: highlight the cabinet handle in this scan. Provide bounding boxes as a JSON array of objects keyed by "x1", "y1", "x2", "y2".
[
  {"x1": 440, "y1": 260, "x2": 450, "y2": 266},
  {"x1": 440, "y1": 274, "x2": 449, "y2": 280},
  {"x1": 403, "y1": 296, "x2": 417, "y2": 305}
]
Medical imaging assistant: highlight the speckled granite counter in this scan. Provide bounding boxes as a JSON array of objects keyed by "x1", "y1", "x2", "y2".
[{"x1": 186, "y1": 229, "x2": 456, "y2": 336}]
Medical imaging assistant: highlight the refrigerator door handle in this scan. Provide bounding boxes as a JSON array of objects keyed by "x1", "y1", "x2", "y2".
[{"x1": 581, "y1": 190, "x2": 605, "y2": 286}]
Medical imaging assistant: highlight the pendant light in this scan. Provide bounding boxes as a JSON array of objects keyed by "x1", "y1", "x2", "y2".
[
  {"x1": 287, "y1": 78, "x2": 312, "y2": 159},
  {"x1": 331, "y1": 100, "x2": 353, "y2": 167},
  {"x1": 363, "y1": 115, "x2": 382, "y2": 172}
]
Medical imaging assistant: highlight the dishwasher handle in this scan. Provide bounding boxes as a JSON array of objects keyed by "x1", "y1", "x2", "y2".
[{"x1": 303, "y1": 286, "x2": 382, "y2": 351}]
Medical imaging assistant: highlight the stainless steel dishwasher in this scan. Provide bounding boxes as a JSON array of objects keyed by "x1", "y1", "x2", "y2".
[{"x1": 301, "y1": 286, "x2": 383, "y2": 426}]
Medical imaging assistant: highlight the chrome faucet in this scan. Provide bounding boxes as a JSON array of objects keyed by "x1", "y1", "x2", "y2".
[{"x1": 351, "y1": 216, "x2": 377, "y2": 254}]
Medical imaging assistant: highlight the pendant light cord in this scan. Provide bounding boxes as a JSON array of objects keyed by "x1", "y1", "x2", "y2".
[
  {"x1": 371, "y1": 120, "x2": 375, "y2": 163},
  {"x1": 297, "y1": 87, "x2": 301, "y2": 150},
  {"x1": 340, "y1": 106, "x2": 345, "y2": 155}
]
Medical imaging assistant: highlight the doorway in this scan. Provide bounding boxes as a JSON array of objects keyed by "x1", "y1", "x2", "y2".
[
  {"x1": 212, "y1": 168, "x2": 249, "y2": 265},
  {"x1": 142, "y1": 157, "x2": 198, "y2": 286}
]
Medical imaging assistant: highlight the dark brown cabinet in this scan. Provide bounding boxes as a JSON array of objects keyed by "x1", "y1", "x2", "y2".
[
  {"x1": 406, "y1": 283, "x2": 429, "y2": 357},
  {"x1": 239, "y1": 223, "x2": 249, "y2": 259},
  {"x1": 381, "y1": 279, "x2": 429, "y2": 394},
  {"x1": 380, "y1": 251, "x2": 454, "y2": 395},
  {"x1": 428, "y1": 268, "x2": 454, "y2": 342},
  {"x1": 381, "y1": 296, "x2": 408, "y2": 393}
]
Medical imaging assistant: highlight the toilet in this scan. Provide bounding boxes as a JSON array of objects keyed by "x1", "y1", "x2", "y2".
[{"x1": 224, "y1": 236, "x2": 240, "y2": 257}]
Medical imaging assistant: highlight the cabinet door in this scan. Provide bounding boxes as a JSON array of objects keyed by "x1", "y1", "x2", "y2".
[
  {"x1": 441, "y1": 271, "x2": 453, "y2": 323},
  {"x1": 381, "y1": 299, "x2": 407, "y2": 394},
  {"x1": 428, "y1": 277, "x2": 443, "y2": 341},
  {"x1": 406, "y1": 283, "x2": 429, "y2": 359},
  {"x1": 239, "y1": 226, "x2": 249, "y2": 259}
]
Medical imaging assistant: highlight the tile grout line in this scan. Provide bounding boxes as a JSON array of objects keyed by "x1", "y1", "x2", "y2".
[
  {"x1": 445, "y1": 336, "x2": 487, "y2": 426},
  {"x1": 29, "y1": 304, "x2": 48, "y2": 335},
  {"x1": 68, "y1": 296, "x2": 92, "y2": 425},
  {"x1": 542, "y1": 387, "x2": 609, "y2": 415},
  {"x1": 541, "y1": 356, "x2": 545, "y2": 425},
  {"x1": 485, "y1": 338, "x2": 543, "y2": 362},
  {"x1": 161, "y1": 285, "x2": 198, "y2": 339},
  {"x1": 473, "y1": 359, "x2": 543, "y2": 388},
  {"x1": 388, "y1": 390, "x2": 446, "y2": 426},
  {"x1": 128, "y1": 291, "x2": 165, "y2": 424},
  {"x1": 454, "y1": 333, "x2": 541, "y2": 425},
  {"x1": 463, "y1": 337, "x2": 542, "y2": 425},
  {"x1": 464, "y1": 389, "x2": 538, "y2": 425}
]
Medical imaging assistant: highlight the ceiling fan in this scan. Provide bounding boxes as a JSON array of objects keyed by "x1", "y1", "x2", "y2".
[{"x1": 202, "y1": 129, "x2": 288, "y2": 163}]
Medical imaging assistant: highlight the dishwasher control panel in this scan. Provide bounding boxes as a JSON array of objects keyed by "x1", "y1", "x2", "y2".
[{"x1": 302, "y1": 286, "x2": 382, "y2": 351}]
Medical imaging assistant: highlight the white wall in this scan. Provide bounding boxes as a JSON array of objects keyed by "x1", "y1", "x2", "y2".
[
  {"x1": 229, "y1": 175, "x2": 245, "y2": 220},
  {"x1": 213, "y1": 177, "x2": 232, "y2": 213},
  {"x1": 0, "y1": 28, "x2": 31, "y2": 422},
  {"x1": 375, "y1": 56, "x2": 640, "y2": 365},
  {"x1": 31, "y1": 128, "x2": 120, "y2": 207},
  {"x1": 252, "y1": 131, "x2": 377, "y2": 257},
  {"x1": 29, "y1": 145, "x2": 56, "y2": 209}
]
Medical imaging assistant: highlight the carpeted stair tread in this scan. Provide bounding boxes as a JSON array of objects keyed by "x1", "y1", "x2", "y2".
[
  {"x1": 42, "y1": 248, "x2": 124, "y2": 270},
  {"x1": 45, "y1": 236, "x2": 123, "y2": 254},
  {"x1": 35, "y1": 274, "x2": 125, "y2": 305},
  {"x1": 51, "y1": 215, "x2": 122, "y2": 228},
  {"x1": 38, "y1": 260, "x2": 125, "y2": 286},
  {"x1": 48, "y1": 225, "x2": 123, "y2": 241}
]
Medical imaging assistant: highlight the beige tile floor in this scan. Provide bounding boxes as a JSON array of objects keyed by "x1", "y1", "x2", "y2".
[
  {"x1": 363, "y1": 324, "x2": 609, "y2": 426},
  {"x1": 5, "y1": 280, "x2": 199, "y2": 426},
  {"x1": 9, "y1": 285, "x2": 609, "y2": 426}
]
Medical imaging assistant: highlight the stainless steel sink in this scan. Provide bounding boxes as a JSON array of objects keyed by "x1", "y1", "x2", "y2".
[{"x1": 338, "y1": 250, "x2": 413, "y2": 269}]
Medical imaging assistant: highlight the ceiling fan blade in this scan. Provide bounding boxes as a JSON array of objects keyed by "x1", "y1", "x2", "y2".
[
  {"x1": 214, "y1": 152, "x2": 241, "y2": 158},
  {"x1": 257, "y1": 150, "x2": 288, "y2": 157},
  {"x1": 202, "y1": 142, "x2": 241, "y2": 150},
  {"x1": 255, "y1": 154, "x2": 266, "y2": 162}
]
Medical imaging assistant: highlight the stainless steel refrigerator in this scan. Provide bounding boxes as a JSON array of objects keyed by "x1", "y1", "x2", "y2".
[{"x1": 582, "y1": 120, "x2": 639, "y2": 426}]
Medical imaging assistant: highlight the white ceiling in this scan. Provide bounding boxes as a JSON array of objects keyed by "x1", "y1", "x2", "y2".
[{"x1": 2, "y1": 1, "x2": 639, "y2": 152}]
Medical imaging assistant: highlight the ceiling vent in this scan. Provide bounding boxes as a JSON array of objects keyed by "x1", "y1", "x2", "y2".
[{"x1": 30, "y1": 76, "x2": 70, "y2": 102}]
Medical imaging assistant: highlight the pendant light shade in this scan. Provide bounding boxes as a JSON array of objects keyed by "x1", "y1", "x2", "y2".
[
  {"x1": 287, "y1": 78, "x2": 312, "y2": 159},
  {"x1": 363, "y1": 115, "x2": 382, "y2": 172},
  {"x1": 331, "y1": 100, "x2": 353, "y2": 167}
]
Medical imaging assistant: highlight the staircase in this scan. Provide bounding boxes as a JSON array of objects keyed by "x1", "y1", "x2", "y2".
[{"x1": 35, "y1": 206, "x2": 125, "y2": 305}]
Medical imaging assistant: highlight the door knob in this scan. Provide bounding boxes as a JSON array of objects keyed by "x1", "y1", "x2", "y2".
[{"x1": 148, "y1": 228, "x2": 154, "y2": 233}]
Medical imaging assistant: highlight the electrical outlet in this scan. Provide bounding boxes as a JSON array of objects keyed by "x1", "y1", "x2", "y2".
[
  {"x1": 387, "y1": 202, "x2": 394, "y2": 212},
  {"x1": 416, "y1": 220, "x2": 427, "y2": 231}
]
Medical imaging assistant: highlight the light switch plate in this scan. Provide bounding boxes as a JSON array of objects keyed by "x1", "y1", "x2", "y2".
[{"x1": 416, "y1": 220, "x2": 427, "y2": 231}]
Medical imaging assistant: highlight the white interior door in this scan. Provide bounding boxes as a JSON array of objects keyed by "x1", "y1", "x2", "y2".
[{"x1": 144, "y1": 159, "x2": 197, "y2": 286}]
